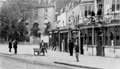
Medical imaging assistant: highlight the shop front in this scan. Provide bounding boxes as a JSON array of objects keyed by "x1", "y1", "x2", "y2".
[
  {"x1": 77, "y1": 19, "x2": 120, "y2": 57},
  {"x1": 59, "y1": 30, "x2": 69, "y2": 52}
]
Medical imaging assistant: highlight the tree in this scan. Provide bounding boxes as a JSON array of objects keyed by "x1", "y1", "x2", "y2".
[
  {"x1": 31, "y1": 23, "x2": 40, "y2": 37},
  {"x1": 0, "y1": 0, "x2": 38, "y2": 41}
]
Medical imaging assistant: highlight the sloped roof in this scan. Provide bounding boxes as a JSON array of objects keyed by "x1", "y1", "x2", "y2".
[{"x1": 55, "y1": 0, "x2": 71, "y2": 13}]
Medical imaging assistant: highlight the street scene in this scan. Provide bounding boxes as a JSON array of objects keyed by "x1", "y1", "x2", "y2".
[{"x1": 0, "y1": 0, "x2": 120, "y2": 69}]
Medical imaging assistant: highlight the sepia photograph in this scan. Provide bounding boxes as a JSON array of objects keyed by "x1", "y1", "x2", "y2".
[{"x1": 0, "y1": 0, "x2": 120, "y2": 69}]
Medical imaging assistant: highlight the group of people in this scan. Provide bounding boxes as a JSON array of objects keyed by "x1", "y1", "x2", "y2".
[
  {"x1": 8, "y1": 40, "x2": 18, "y2": 54},
  {"x1": 69, "y1": 39, "x2": 79, "y2": 62}
]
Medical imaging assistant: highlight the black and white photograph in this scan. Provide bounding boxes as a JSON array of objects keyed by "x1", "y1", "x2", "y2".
[{"x1": 0, "y1": 0, "x2": 120, "y2": 69}]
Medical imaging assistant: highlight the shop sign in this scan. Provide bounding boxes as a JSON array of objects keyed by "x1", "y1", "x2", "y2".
[
  {"x1": 54, "y1": 31, "x2": 58, "y2": 33},
  {"x1": 83, "y1": 18, "x2": 91, "y2": 24},
  {"x1": 49, "y1": 31, "x2": 52, "y2": 34},
  {"x1": 104, "y1": 15, "x2": 112, "y2": 23}
]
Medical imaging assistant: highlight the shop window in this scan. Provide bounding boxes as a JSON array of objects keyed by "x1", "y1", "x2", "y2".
[
  {"x1": 88, "y1": 37, "x2": 92, "y2": 45},
  {"x1": 105, "y1": 36, "x2": 108, "y2": 45},
  {"x1": 116, "y1": 36, "x2": 120, "y2": 45}
]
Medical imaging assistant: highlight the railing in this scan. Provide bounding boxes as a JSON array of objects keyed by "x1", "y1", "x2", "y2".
[{"x1": 76, "y1": 15, "x2": 114, "y2": 25}]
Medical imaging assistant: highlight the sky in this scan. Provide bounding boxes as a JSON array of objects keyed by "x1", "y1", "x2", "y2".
[
  {"x1": 0, "y1": 0, "x2": 6, "y2": 1},
  {"x1": 0, "y1": 0, "x2": 6, "y2": 9}
]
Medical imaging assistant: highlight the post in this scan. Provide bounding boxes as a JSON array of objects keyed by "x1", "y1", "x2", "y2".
[
  {"x1": 58, "y1": 32, "x2": 61, "y2": 51},
  {"x1": 92, "y1": 26, "x2": 94, "y2": 55}
]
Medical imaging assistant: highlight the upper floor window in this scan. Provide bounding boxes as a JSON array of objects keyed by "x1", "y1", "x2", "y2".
[
  {"x1": 84, "y1": 5, "x2": 92, "y2": 18},
  {"x1": 117, "y1": 0, "x2": 120, "y2": 10},
  {"x1": 112, "y1": 0, "x2": 116, "y2": 11},
  {"x1": 112, "y1": 0, "x2": 120, "y2": 11}
]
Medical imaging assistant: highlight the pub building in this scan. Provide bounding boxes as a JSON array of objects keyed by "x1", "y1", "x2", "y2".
[{"x1": 76, "y1": 7, "x2": 120, "y2": 56}]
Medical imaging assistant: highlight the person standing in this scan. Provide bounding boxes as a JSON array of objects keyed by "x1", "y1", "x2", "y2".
[
  {"x1": 8, "y1": 40, "x2": 12, "y2": 52},
  {"x1": 40, "y1": 40, "x2": 47, "y2": 56},
  {"x1": 75, "y1": 39, "x2": 79, "y2": 62},
  {"x1": 13, "y1": 40, "x2": 18, "y2": 54},
  {"x1": 69, "y1": 39, "x2": 74, "y2": 56}
]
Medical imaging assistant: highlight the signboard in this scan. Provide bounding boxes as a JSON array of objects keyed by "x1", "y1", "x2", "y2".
[
  {"x1": 104, "y1": 15, "x2": 112, "y2": 23},
  {"x1": 83, "y1": 18, "x2": 91, "y2": 24},
  {"x1": 41, "y1": 35, "x2": 49, "y2": 43}
]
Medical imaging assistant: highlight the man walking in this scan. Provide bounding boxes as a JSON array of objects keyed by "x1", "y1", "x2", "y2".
[
  {"x1": 69, "y1": 39, "x2": 74, "y2": 56},
  {"x1": 13, "y1": 40, "x2": 18, "y2": 54},
  {"x1": 8, "y1": 40, "x2": 12, "y2": 52}
]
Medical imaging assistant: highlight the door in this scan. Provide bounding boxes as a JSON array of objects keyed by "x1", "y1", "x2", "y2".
[{"x1": 80, "y1": 37, "x2": 84, "y2": 54}]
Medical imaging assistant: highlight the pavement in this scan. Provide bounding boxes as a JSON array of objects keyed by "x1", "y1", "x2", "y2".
[{"x1": 0, "y1": 44, "x2": 120, "y2": 69}]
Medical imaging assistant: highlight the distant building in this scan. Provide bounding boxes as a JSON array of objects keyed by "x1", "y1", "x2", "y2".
[
  {"x1": 26, "y1": 0, "x2": 72, "y2": 44},
  {"x1": 0, "y1": 0, "x2": 5, "y2": 12}
]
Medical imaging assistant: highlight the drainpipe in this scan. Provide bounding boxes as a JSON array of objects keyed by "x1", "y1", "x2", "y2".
[{"x1": 78, "y1": 29, "x2": 81, "y2": 54}]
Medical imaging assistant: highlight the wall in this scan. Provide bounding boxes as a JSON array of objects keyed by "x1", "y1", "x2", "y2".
[
  {"x1": 66, "y1": 1, "x2": 94, "y2": 27},
  {"x1": 36, "y1": 7, "x2": 55, "y2": 34},
  {"x1": 104, "y1": 0, "x2": 113, "y2": 15},
  {"x1": 83, "y1": 46, "x2": 120, "y2": 58},
  {"x1": 57, "y1": 12, "x2": 67, "y2": 28},
  {"x1": 66, "y1": 4, "x2": 80, "y2": 29}
]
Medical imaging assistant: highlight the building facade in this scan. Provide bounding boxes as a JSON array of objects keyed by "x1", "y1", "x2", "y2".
[{"x1": 53, "y1": 0, "x2": 120, "y2": 57}]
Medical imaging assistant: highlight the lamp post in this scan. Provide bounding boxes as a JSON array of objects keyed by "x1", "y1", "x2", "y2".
[{"x1": 68, "y1": 14, "x2": 75, "y2": 40}]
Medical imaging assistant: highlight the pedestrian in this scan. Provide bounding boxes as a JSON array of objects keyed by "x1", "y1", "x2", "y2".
[
  {"x1": 52, "y1": 42, "x2": 56, "y2": 51},
  {"x1": 52, "y1": 45, "x2": 56, "y2": 51},
  {"x1": 61, "y1": 40, "x2": 64, "y2": 51},
  {"x1": 8, "y1": 40, "x2": 12, "y2": 52},
  {"x1": 40, "y1": 40, "x2": 47, "y2": 56},
  {"x1": 69, "y1": 39, "x2": 74, "y2": 56},
  {"x1": 13, "y1": 40, "x2": 18, "y2": 54},
  {"x1": 75, "y1": 39, "x2": 79, "y2": 62}
]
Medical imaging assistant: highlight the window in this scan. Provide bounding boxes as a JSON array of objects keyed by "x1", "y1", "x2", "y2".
[
  {"x1": 88, "y1": 6, "x2": 91, "y2": 15},
  {"x1": 116, "y1": 36, "x2": 120, "y2": 45},
  {"x1": 84, "y1": 6, "x2": 92, "y2": 17},
  {"x1": 117, "y1": 0, "x2": 120, "y2": 10},
  {"x1": 99, "y1": 4, "x2": 103, "y2": 10},
  {"x1": 88, "y1": 37, "x2": 92, "y2": 45},
  {"x1": 112, "y1": 0, "x2": 120, "y2": 11},
  {"x1": 105, "y1": 36, "x2": 108, "y2": 45}
]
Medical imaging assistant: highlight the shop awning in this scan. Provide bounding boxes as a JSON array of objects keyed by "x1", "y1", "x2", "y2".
[
  {"x1": 105, "y1": 19, "x2": 120, "y2": 26},
  {"x1": 76, "y1": 19, "x2": 120, "y2": 29}
]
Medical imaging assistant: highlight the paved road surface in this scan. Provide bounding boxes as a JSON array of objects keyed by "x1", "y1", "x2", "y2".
[{"x1": 0, "y1": 53, "x2": 86, "y2": 69}]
